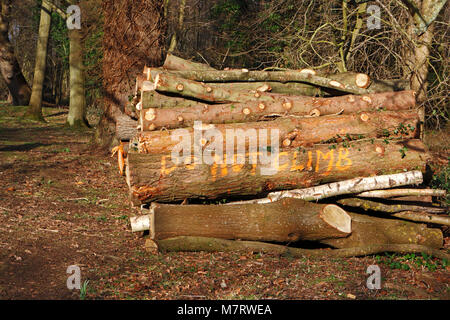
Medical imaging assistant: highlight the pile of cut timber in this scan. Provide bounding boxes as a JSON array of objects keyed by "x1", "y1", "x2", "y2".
[{"x1": 116, "y1": 53, "x2": 448, "y2": 259}]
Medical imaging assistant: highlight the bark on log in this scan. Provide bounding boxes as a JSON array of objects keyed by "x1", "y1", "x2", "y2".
[
  {"x1": 116, "y1": 113, "x2": 139, "y2": 141},
  {"x1": 130, "y1": 198, "x2": 352, "y2": 242},
  {"x1": 155, "y1": 236, "x2": 450, "y2": 260},
  {"x1": 126, "y1": 139, "x2": 429, "y2": 204},
  {"x1": 149, "y1": 68, "x2": 410, "y2": 94},
  {"x1": 321, "y1": 212, "x2": 443, "y2": 249},
  {"x1": 163, "y1": 53, "x2": 216, "y2": 71},
  {"x1": 140, "y1": 90, "x2": 416, "y2": 131},
  {"x1": 389, "y1": 195, "x2": 433, "y2": 203},
  {"x1": 154, "y1": 73, "x2": 326, "y2": 103},
  {"x1": 368, "y1": 79, "x2": 411, "y2": 92},
  {"x1": 155, "y1": 73, "x2": 325, "y2": 101},
  {"x1": 337, "y1": 198, "x2": 447, "y2": 214},
  {"x1": 323, "y1": 72, "x2": 370, "y2": 89},
  {"x1": 228, "y1": 171, "x2": 424, "y2": 204},
  {"x1": 203, "y1": 81, "x2": 323, "y2": 97},
  {"x1": 324, "y1": 73, "x2": 410, "y2": 92},
  {"x1": 142, "y1": 90, "x2": 201, "y2": 109},
  {"x1": 152, "y1": 69, "x2": 371, "y2": 95},
  {"x1": 136, "y1": 110, "x2": 419, "y2": 154},
  {"x1": 357, "y1": 189, "x2": 446, "y2": 198},
  {"x1": 391, "y1": 211, "x2": 450, "y2": 226},
  {"x1": 149, "y1": 69, "x2": 404, "y2": 97}
]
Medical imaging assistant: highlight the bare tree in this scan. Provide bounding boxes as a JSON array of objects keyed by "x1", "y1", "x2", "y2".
[
  {"x1": 26, "y1": 0, "x2": 52, "y2": 121},
  {"x1": 0, "y1": 0, "x2": 31, "y2": 106},
  {"x1": 67, "y1": 21, "x2": 89, "y2": 127}
]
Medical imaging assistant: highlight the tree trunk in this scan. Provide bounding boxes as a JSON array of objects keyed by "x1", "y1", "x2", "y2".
[
  {"x1": 126, "y1": 139, "x2": 429, "y2": 204},
  {"x1": 406, "y1": 24, "x2": 434, "y2": 136},
  {"x1": 66, "y1": 28, "x2": 89, "y2": 127},
  {"x1": 0, "y1": 0, "x2": 31, "y2": 106},
  {"x1": 151, "y1": 69, "x2": 371, "y2": 95},
  {"x1": 155, "y1": 236, "x2": 450, "y2": 259},
  {"x1": 136, "y1": 110, "x2": 419, "y2": 154},
  {"x1": 26, "y1": 0, "x2": 52, "y2": 121},
  {"x1": 321, "y1": 212, "x2": 443, "y2": 249},
  {"x1": 131, "y1": 198, "x2": 351, "y2": 242},
  {"x1": 116, "y1": 113, "x2": 138, "y2": 141},
  {"x1": 96, "y1": 0, "x2": 164, "y2": 147},
  {"x1": 140, "y1": 90, "x2": 416, "y2": 131}
]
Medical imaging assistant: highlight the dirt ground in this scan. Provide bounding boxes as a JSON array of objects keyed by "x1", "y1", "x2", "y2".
[{"x1": 0, "y1": 105, "x2": 448, "y2": 300}]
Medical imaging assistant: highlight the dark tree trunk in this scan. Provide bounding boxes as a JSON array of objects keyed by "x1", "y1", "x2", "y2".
[
  {"x1": 96, "y1": 0, "x2": 165, "y2": 147},
  {"x1": 0, "y1": 0, "x2": 31, "y2": 106}
]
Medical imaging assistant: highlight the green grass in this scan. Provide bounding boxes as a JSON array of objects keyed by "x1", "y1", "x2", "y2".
[
  {"x1": 431, "y1": 159, "x2": 450, "y2": 206},
  {"x1": 375, "y1": 252, "x2": 448, "y2": 272}
]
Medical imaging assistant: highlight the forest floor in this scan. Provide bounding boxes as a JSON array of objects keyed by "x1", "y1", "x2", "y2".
[{"x1": 0, "y1": 104, "x2": 448, "y2": 300}]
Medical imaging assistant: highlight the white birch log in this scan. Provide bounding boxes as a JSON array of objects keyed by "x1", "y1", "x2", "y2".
[{"x1": 227, "y1": 171, "x2": 424, "y2": 205}]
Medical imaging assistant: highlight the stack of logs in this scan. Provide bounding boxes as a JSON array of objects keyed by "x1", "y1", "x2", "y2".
[{"x1": 116, "y1": 53, "x2": 449, "y2": 259}]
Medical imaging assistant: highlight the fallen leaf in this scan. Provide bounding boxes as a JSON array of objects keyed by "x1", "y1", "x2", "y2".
[{"x1": 346, "y1": 293, "x2": 356, "y2": 299}]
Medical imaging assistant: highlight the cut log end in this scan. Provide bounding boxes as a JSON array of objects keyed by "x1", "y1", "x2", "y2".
[
  {"x1": 375, "y1": 145, "x2": 385, "y2": 154},
  {"x1": 282, "y1": 139, "x2": 292, "y2": 147},
  {"x1": 362, "y1": 96, "x2": 372, "y2": 104},
  {"x1": 176, "y1": 83, "x2": 184, "y2": 92},
  {"x1": 321, "y1": 205, "x2": 352, "y2": 234},
  {"x1": 243, "y1": 108, "x2": 251, "y2": 115},
  {"x1": 355, "y1": 73, "x2": 370, "y2": 88},
  {"x1": 130, "y1": 215, "x2": 150, "y2": 232},
  {"x1": 145, "y1": 109, "x2": 156, "y2": 121},
  {"x1": 360, "y1": 113, "x2": 370, "y2": 122}
]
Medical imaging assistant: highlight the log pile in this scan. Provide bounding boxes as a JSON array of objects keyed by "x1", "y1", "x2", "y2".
[{"x1": 115, "y1": 53, "x2": 448, "y2": 259}]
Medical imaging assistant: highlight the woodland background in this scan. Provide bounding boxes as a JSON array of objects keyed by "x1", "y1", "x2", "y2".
[{"x1": 1, "y1": 0, "x2": 448, "y2": 138}]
